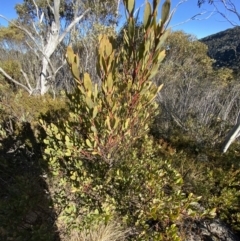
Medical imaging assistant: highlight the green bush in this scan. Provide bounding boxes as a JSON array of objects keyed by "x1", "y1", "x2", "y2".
[
  {"x1": 160, "y1": 135, "x2": 240, "y2": 235},
  {"x1": 41, "y1": 0, "x2": 215, "y2": 240}
]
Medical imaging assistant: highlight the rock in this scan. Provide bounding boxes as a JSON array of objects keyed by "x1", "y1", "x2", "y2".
[{"x1": 184, "y1": 219, "x2": 240, "y2": 241}]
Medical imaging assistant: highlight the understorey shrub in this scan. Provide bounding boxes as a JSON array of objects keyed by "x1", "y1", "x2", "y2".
[{"x1": 41, "y1": 0, "x2": 215, "y2": 240}]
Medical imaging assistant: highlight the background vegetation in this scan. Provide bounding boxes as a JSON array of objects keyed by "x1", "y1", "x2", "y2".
[{"x1": 0, "y1": 0, "x2": 240, "y2": 240}]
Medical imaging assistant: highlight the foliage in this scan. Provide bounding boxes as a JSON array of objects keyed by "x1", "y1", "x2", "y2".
[
  {"x1": 1, "y1": 0, "x2": 240, "y2": 240},
  {"x1": 0, "y1": 0, "x2": 119, "y2": 95},
  {"x1": 0, "y1": 85, "x2": 68, "y2": 132},
  {"x1": 43, "y1": 134, "x2": 206, "y2": 240},
  {"x1": 46, "y1": 0, "x2": 168, "y2": 165},
  {"x1": 0, "y1": 59, "x2": 22, "y2": 89},
  {"x1": 152, "y1": 30, "x2": 239, "y2": 147},
  {"x1": 160, "y1": 135, "x2": 240, "y2": 235},
  {"x1": 40, "y1": 0, "x2": 210, "y2": 239},
  {"x1": 0, "y1": 24, "x2": 25, "y2": 47},
  {"x1": 72, "y1": 23, "x2": 117, "y2": 85}
]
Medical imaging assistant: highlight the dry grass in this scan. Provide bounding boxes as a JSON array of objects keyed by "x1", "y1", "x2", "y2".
[{"x1": 69, "y1": 222, "x2": 128, "y2": 241}]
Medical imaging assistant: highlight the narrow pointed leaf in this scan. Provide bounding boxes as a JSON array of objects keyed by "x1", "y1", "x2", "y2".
[
  {"x1": 83, "y1": 73, "x2": 92, "y2": 91},
  {"x1": 93, "y1": 106, "x2": 98, "y2": 119},
  {"x1": 107, "y1": 72, "x2": 113, "y2": 91},
  {"x1": 156, "y1": 29, "x2": 170, "y2": 50},
  {"x1": 158, "y1": 50, "x2": 166, "y2": 63},
  {"x1": 149, "y1": 64, "x2": 159, "y2": 79},
  {"x1": 127, "y1": 0, "x2": 135, "y2": 14},
  {"x1": 86, "y1": 96, "x2": 94, "y2": 109},
  {"x1": 66, "y1": 46, "x2": 74, "y2": 65},
  {"x1": 161, "y1": 0, "x2": 171, "y2": 24},
  {"x1": 72, "y1": 62, "x2": 80, "y2": 81},
  {"x1": 143, "y1": 2, "x2": 152, "y2": 29},
  {"x1": 106, "y1": 116, "x2": 111, "y2": 130},
  {"x1": 105, "y1": 41, "x2": 112, "y2": 56}
]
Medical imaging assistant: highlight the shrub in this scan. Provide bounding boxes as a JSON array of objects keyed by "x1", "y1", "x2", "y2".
[{"x1": 41, "y1": 0, "x2": 214, "y2": 240}]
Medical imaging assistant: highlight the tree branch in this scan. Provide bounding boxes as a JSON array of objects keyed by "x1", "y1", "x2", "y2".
[
  {"x1": 0, "y1": 15, "x2": 55, "y2": 74},
  {"x1": 53, "y1": 0, "x2": 60, "y2": 28},
  {"x1": 58, "y1": 8, "x2": 91, "y2": 44},
  {"x1": 0, "y1": 67, "x2": 31, "y2": 94},
  {"x1": 0, "y1": 15, "x2": 43, "y2": 53},
  {"x1": 222, "y1": 122, "x2": 240, "y2": 153},
  {"x1": 20, "y1": 69, "x2": 33, "y2": 91}
]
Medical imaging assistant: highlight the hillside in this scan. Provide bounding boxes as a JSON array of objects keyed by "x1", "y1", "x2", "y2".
[{"x1": 200, "y1": 26, "x2": 240, "y2": 71}]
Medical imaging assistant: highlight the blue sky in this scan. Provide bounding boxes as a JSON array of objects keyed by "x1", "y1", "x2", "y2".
[{"x1": 0, "y1": 0, "x2": 239, "y2": 39}]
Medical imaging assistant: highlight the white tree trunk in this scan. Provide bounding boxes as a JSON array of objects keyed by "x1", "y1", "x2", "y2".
[
  {"x1": 39, "y1": 30, "x2": 59, "y2": 95},
  {"x1": 40, "y1": 57, "x2": 51, "y2": 95},
  {"x1": 0, "y1": 0, "x2": 90, "y2": 96}
]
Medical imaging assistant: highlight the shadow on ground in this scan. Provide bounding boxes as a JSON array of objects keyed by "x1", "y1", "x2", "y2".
[{"x1": 0, "y1": 122, "x2": 60, "y2": 241}]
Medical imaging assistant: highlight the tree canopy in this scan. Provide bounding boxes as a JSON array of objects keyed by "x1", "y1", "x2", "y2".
[{"x1": 0, "y1": 0, "x2": 119, "y2": 95}]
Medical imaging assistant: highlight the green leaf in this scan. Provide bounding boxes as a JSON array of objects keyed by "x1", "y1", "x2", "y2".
[
  {"x1": 157, "y1": 84, "x2": 163, "y2": 93},
  {"x1": 124, "y1": 118, "x2": 130, "y2": 129},
  {"x1": 128, "y1": 17, "x2": 135, "y2": 39},
  {"x1": 65, "y1": 149, "x2": 71, "y2": 156},
  {"x1": 43, "y1": 139, "x2": 49, "y2": 144},
  {"x1": 93, "y1": 106, "x2": 98, "y2": 119},
  {"x1": 84, "y1": 73, "x2": 92, "y2": 91},
  {"x1": 107, "y1": 72, "x2": 113, "y2": 91},
  {"x1": 127, "y1": 0, "x2": 135, "y2": 14},
  {"x1": 158, "y1": 49, "x2": 166, "y2": 63},
  {"x1": 123, "y1": 30, "x2": 129, "y2": 45},
  {"x1": 209, "y1": 207, "x2": 217, "y2": 217},
  {"x1": 44, "y1": 148, "x2": 51, "y2": 155},
  {"x1": 156, "y1": 29, "x2": 170, "y2": 50},
  {"x1": 71, "y1": 62, "x2": 80, "y2": 81},
  {"x1": 86, "y1": 96, "x2": 94, "y2": 109},
  {"x1": 161, "y1": 0, "x2": 171, "y2": 24},
  {"x1": 56, "y1": 133, "x2": 61, "y2": 140},
  {"x1": 149, "y1": 64, "x2": 159, "y2": 79},
  {"x1": 94, "y1": 209, "x2": 99, "y2": 215},
  {"x1": 50, "y1": 123, "x2": 58, "y2": 133},
  {"x1": 91, "y1": 125, "x2": 97, "y2": 133},
  {"x1": 143, "y1": 2, "x2": 152, "y2": 29},
  {"x1": 113, "y1": 117, "x2": 120, "y2": 129},
  {"x1": 93, "y1": 83, "x2": 98, "y2": 100},
  {"x1": 105, "y1": 41, "x2": 112, "y2": 56},
  {"x1": 86, "y1": 139, "x2": 92, "y2": 148},
  {"x1": 106, "y1": 116, "x2": 111, "y2": 130},
  {"x1": 66, "y1": 46, "x2": 75, "y2": 65}
]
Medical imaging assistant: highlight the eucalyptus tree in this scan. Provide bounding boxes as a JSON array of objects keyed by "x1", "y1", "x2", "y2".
[
  {"x1": 0, "y1": 0, "x2": 118, "y2": 95},
  {"x1": 153, "y1": 31, "x2": 240, "y2": 146},
  {"x1": 197, "y1": 1, "x2": 240, "y2": 151}
]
